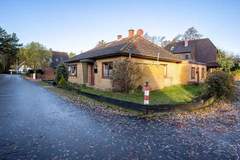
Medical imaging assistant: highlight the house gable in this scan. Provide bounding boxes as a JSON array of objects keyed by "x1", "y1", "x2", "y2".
[{"x1": 165, "y1": 38, "x2": 218, "y2": 67}]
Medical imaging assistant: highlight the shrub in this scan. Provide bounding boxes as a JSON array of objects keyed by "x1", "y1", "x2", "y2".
[
  {"x1": 0, "y1": 62, "x2": 3, "y2": 73},
  {"x1": 233, "y1": 69, "x2": 240, "y2": 81},
  {"x1": 57, "y1": 75, "x2": 68, "y2": 88},
  {"x1": 55, "y1": 63, "x2": 68, "y2": 84},
  {"x1": 36, "y1": 69, "x2": 44, "y2": 74},
  {"x1": 205, "y1": 71, "x2": 234, "y2": 99},
  {"x1": 112, "y1": 59, "x2": 141, "y2": 92},
  {"x1": 26, "y1": 69, "x2": 34, "y2": 77}
]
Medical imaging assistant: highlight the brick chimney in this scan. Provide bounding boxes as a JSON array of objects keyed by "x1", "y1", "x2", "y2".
[
  {"x1": 128, "y1": 29, "x2": 135, "y2": 38},
  {"x1": 117, "y1": 35, "x2": 122, "y2": 40},
  {"x1": 184, "y1": 39, "x2": 189, "y2": 47},
  {"x1": 137, "y1": 29, "x2": 144, "y2": 37}
]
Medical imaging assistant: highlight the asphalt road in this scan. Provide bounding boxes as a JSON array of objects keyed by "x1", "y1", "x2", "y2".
[{"x1": 0, "y1": 74, "x2": 240, "y2": 160}]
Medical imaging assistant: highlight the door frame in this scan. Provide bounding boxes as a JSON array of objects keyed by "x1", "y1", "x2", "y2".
[{"x1": 88, "y1": 64, "x2": 95, "y2": 86}]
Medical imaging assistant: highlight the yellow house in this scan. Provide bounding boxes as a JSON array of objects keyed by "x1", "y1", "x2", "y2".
[{"x1": 65, "y1": 29, "x2": 207, "y2": 91}]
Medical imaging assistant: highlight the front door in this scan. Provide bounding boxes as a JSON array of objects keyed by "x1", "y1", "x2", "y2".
[{"x1": 88, "y1": 64, "x2": 95, "y2": 85}]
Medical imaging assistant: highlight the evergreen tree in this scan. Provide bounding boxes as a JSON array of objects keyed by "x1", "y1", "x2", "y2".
[
  {"x1": 55, "y1": 63, "x2": 68, "y2": 84},
  {"x1": 0, "y1": 26, "x2": 22, "y2": 72}
]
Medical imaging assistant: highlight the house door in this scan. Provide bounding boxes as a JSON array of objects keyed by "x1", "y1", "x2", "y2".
[{"x1": 88, "y1": 64, "x2": 95, "y2": 85}]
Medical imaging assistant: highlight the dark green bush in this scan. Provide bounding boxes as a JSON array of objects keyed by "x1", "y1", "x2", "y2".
[
  {"x1": 57, "y1": 75, "x2": 68, "y2": 89},
  {"x1": 55, "y1": 63, "x2": 68, "y2": 84},
  {"x1": 0, "y1": 62, "x2": 3, "y2": 73},
  {"x1": 36, "y1": 69, "x2": 44, "y2": 74},
  {"x1": 205, "y1": 71, "x2": 234, "y2": 99},
  {"x1": 26, "y1": 69, "x2": 34, "y2": 77}
]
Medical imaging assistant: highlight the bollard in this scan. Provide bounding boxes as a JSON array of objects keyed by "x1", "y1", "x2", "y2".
[
  {"x1": 33, "y1": 73, "x2": 36, "y2": 80},
  {"x1": 143, "y1": 81, "x2": 150, "y2": 114}
]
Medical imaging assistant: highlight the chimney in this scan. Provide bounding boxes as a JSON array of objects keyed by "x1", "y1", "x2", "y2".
[
  {"x1": 184, "y1": 39, "x2": 189, "y2": 47},
  {"x1": 137, "y1": 29, "x2": 144, "y2": 37},
  {"x1": 128, "y1": 29, "x2": 135, "y2": 38},
  {"x1": 117, "y1": 35, "x2": 122, "y2": 40}
]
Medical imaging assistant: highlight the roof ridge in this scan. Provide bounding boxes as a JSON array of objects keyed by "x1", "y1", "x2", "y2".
[
  {"x1": 90, "y1": 37, "x2": 129, "y2": 52},
  {"x1": 175, "y1": 38, "x2": 209, "y2": 43},
  {"x1": 52, "y1": 50, "x2": 68, "y2": 53}
]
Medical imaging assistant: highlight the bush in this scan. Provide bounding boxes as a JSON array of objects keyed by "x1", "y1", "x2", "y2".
[
  {"x1": 57, "y1": 75, "x2": 68, "y2": 88},
  {"x1": 55, "y1": 63, "x2": 68, "y2": 84},
  {"x1": 233, "y1": 69, "x2": 240, "y2": 81},
  {"x1": 112, "y1": 59, "x2": 141, "y2": 92},
  {"x1": 205, "y1": 71, "x2": 234, "y2": 99},
  {"x1": 0, "y1": 62, "x2": 3, "y2": 73},
  {"x1": 36, "y1": 69, "x2": 44, "y2": 74},
  {"x1": 25, "y1": 69, "x2": 34, "y2": 77}
]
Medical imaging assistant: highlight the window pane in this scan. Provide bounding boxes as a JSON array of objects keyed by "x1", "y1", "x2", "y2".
[
  {"x1": 191, "y1": 67, "x2": 195, "y2": 79},
  {"x1": 102, "y1": 62, "x2": 113, "y2": 78}
]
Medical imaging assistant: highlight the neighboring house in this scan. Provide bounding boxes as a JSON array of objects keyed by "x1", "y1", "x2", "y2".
[
  {"x1": 42, "y1": 51, "x2": 69, "y2": 80},
  {"x1": 16, "y1": 61, "x2": 32, "y2": 73},
  {"x1": 50, "y1": 51, "x2": 69, "y2": 69},
  {"x1": 165, "y1": 38, "x2": 218, "y2": 70},
  {"x1": 65, "y1": 29, "x2": 206, "y2": 91}
]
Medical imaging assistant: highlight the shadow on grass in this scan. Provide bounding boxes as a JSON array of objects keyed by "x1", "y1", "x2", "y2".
[
  {"x1": 150, "y1": 84, "x2": 204, "y2": 105},
  {"x1": 72, "y1": 83, "x2": 203, "y2": 105}
]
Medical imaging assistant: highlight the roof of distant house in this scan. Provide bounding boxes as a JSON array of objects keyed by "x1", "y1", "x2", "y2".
[
  {"x1": 51, "y1": 51, "x2": 69, "y2": 68},
  {"x1": 66, "y1": 32, "x2": 181, "y2": 63},
  {"x1": 165, "y1": 38, "x2": 218, "y2": 67}
]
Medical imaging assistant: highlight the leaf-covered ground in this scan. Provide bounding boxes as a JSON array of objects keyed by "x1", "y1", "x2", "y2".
[{"x1": 1, "y1": 75, "x2": 240, "y2": 160}]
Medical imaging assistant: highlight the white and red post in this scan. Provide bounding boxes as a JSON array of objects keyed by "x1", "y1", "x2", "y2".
[
  {"x1": 143, "y1": 82, "x2": 150, "y2": 105},
  {"x1": 143, "y1": 82, "x2": 150, "y2": 114}
]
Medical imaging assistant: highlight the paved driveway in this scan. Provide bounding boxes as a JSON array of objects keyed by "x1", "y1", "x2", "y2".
[{"x1": 0, "y1": 74, "x2": 240, "y2": 160}]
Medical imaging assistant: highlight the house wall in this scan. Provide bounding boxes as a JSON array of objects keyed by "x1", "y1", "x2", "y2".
[
  {"x1": 178, "y1": 53, "x2": 192, "y2": 60},
  {"x1": 94, "y1": 57, "x2": 123, "y2": 90},
  {"x1": 130, "y1": 58, "x2": 181, "y2": 90},
  {"x1": 68, "y1": 63, "x2": 83, "y2": 84},
  {"x1": 179, "y1": 61, "x2": 207, "y2": 84},
  {"x1": 187, "y1": 62, "x2": 207, "y2": 83},
  {"x1": 41, "y1": 67, "x2": 55, "y2": 81},
  {"x1": 67, "y1": 57, "x2": 207, "y2": 91}
]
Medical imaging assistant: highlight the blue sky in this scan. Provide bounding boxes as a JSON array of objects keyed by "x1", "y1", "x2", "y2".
[{"x1": 1, "y1": 0, "x2": 240, "y2": 55}]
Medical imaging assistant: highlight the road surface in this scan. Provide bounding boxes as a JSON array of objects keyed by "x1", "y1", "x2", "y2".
[{"x1": 0, "y1": 74, "x2": 240, "y2": 160}]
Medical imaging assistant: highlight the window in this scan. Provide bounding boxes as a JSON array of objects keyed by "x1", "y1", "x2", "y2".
[
  {"x1": 185, "y1": 55, "x2": 189, "y2": 59},
  {"x1": 68, "y1": 65, "x2": 77, "y2": 76},
  {"x1": 161, "y1": 64, "x2": 168, "y2": 77},
  {"x1": 102, "y1": 62, "x2": 113, "y2": 79},
  {"x1": 201, "y1": 67, "x2": 205, "y2": 79},
  {"x1": 191, "y1": 67, "x2": 195, "y2": 79}
]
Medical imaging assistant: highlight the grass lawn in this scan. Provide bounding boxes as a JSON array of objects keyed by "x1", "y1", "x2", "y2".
[{"x1": 78, "y1": 84, "x2": 204, "y2": 105}]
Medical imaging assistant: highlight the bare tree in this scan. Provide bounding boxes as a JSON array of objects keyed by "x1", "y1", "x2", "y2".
[
  {"x1": 144, "y1": 33, "x2": 184, "y2": 47},
  {"x1": 182, "y1": 27, "x2": 202, "y2": 40},
  {"x1": 96, "y1": 40, "x2": 107, "y2": 48},
  {"x1": 112, "y1": 59, "x2": 141, "y2": 92},
  {"x1": 144, "y1": 33, "x2": 166, "y2": 47}
]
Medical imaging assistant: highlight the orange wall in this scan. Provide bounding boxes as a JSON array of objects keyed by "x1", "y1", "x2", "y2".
[{"x1": 68, "y1": 57, "x2": 207, "y2": 91}]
